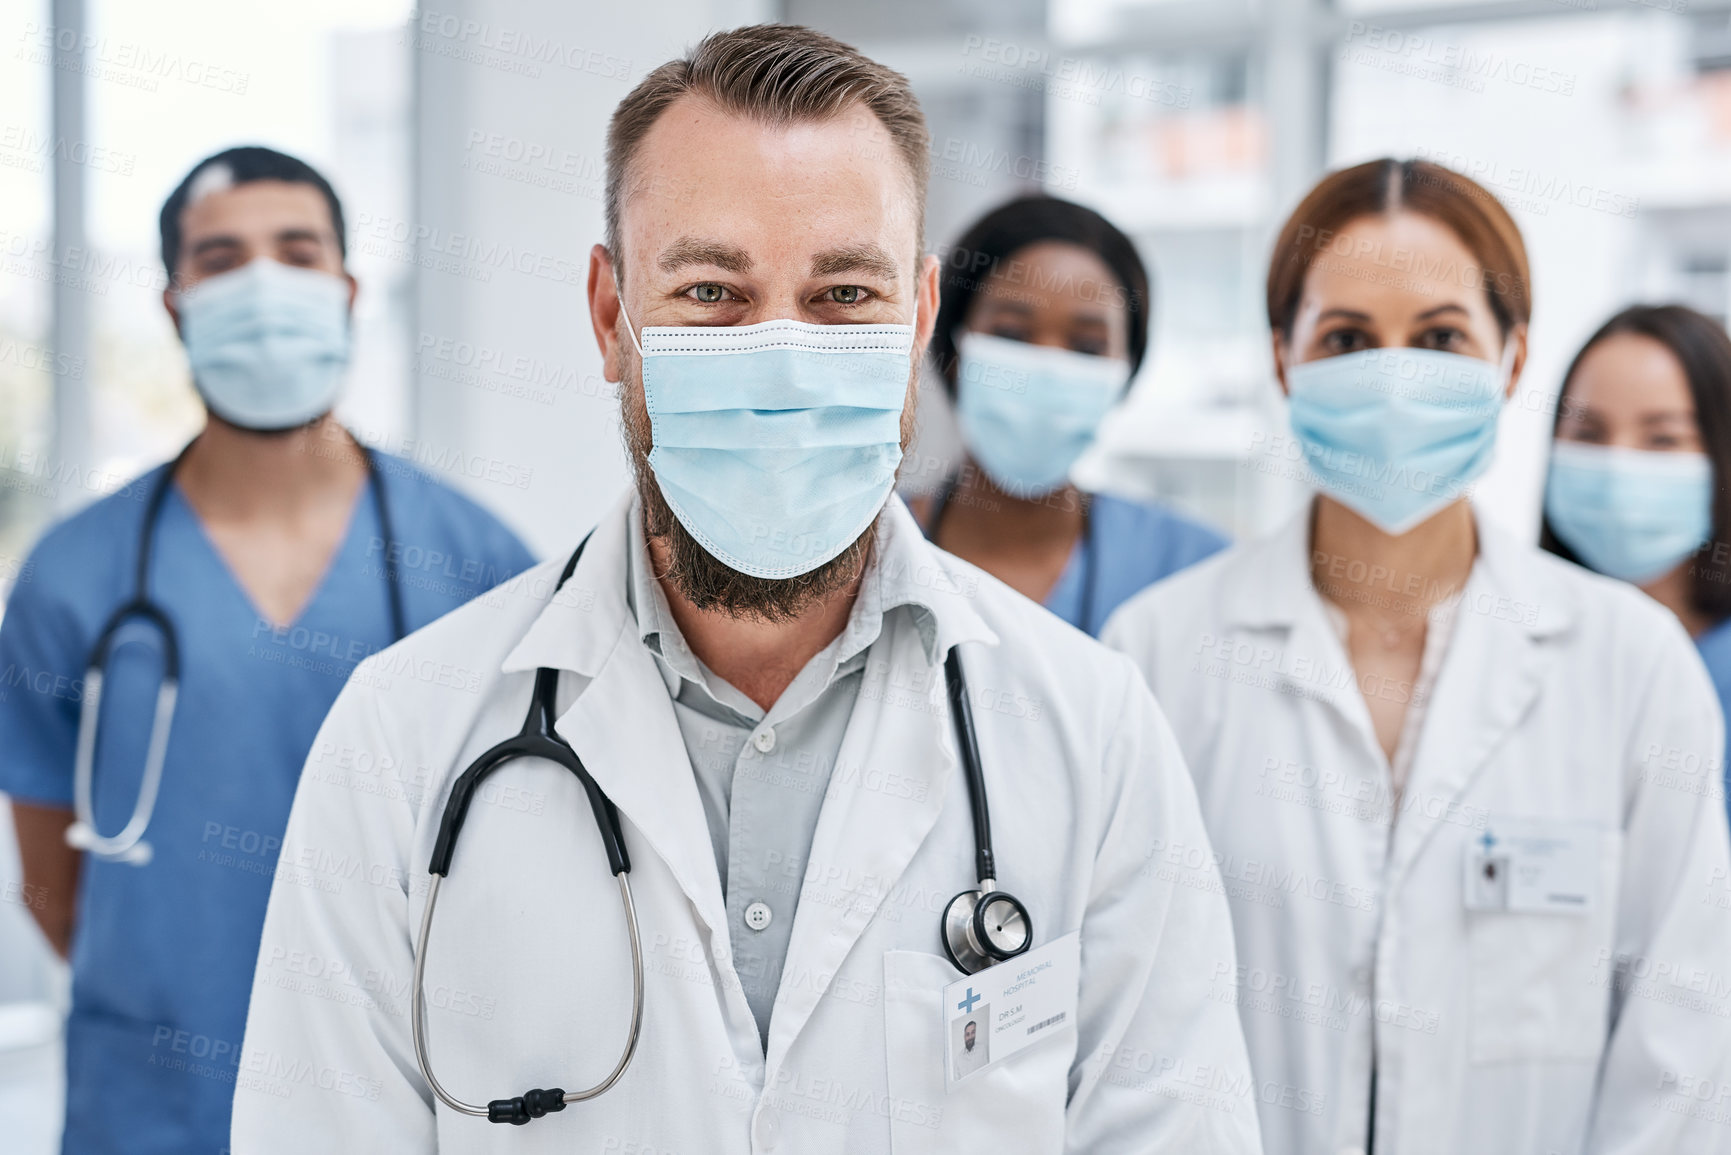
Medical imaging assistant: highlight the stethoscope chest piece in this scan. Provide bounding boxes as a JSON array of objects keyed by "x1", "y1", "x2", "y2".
[{"x1": 941, "y1": 882, "x2": 1032, "y2": 975}]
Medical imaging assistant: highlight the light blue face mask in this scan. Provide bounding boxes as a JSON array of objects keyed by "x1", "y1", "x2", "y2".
[
  {"x1": 1286, "y1": 344, "x2": 1512, "y2": 534},
  {"x1": 954, "y1": 332, "x2": 1129, "y2": 497},
  {"x1": 1544, "y1": 441, "x2": 1713, "y2": 584},
  {"x1": 618, "y1": 294, "x2": 915, "y2": 580},
  {"x1": 176, "y1": 258, "x2": 352, "y2": 431}
]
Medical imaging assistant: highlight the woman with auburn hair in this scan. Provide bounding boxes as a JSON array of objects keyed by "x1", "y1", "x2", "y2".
[
  {"x1": 1105, "y1": 159, "x2": 1731, "y2": 1154},
  {"x1": 1541, "y1": 303, "x2": 1731, "y2": 827}
]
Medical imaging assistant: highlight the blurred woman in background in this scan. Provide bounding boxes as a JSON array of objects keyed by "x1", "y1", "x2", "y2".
[
  {"x1": 1541, "y1": 304, "x2": 1731, "y2": 825},
  {"x1": 914, "y1": 195, "x2": 1227, "y2": 636},
  {"x1": 1105, "y1": 159, "x2": 1731, "y2": 1154}
]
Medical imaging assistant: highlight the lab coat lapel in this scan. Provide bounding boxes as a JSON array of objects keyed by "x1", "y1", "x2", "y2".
[
  {"x1": 1230, "y1": 512, "x2": 1386, "y2": 766},
  {"x1": 1383, "y1": 515, "x2": 1574, "y2": 896},
  {"x1": 762, "y1": 605, "x2": 957, "y2": 1076},
  {"x1": 557, "y1": 628, "x2": 732, "y2": 946},
  {"x1": 499, "y1": 494, "x2": 732, "y2": 950}
]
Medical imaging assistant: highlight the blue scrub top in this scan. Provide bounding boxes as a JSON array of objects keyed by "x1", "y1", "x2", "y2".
[
  {"x1": 1043, "y1": 493, "x2": 1228, "y2": 635},
  {"x1": 1695, "y1": 616, "x2": 1731, "y2": 832},
  {"x1": 921, "y1": 488, "x2": 1228, "y2": 637},
  {"x1": 0, "y1": 453, "x2": 535, "y2": 1155}
]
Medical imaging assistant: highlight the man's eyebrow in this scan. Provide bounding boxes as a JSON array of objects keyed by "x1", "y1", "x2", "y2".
[
  {"x1": 810, "y1": 243, "x2": 899, "y2": 282},
  {"x1": 189, "y1": 235, "x2": 242, "y2": 256},
  {"x1": 273, "y1": 227, "x2": 329, "y2": 247},
  {"x1": 657, "y1": 237, "x2": 753, "y2": 275}
]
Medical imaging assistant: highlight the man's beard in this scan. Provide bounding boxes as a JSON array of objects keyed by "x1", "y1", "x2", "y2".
[{"x1": 619, "y1": 353, "x2": 917, "y2": 624}]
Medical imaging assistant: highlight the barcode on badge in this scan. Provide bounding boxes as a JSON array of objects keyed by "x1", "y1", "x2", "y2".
[{"x1": 1026, "y1": 1012, "x2": 1066, "y2": 1036}]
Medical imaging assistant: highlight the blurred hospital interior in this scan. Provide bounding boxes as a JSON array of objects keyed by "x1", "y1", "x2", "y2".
[{"x1": 3, "y1": 0, "x2": 1731, "y2": 1145}]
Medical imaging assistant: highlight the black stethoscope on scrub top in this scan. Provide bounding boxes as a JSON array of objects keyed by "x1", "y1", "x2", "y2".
[
  {"x1": 412, "y1": 533, "x2": 1034, "y2": 1127},
  {"x1": 65, "y1": 441, "x2": 406, "y2": 866}
]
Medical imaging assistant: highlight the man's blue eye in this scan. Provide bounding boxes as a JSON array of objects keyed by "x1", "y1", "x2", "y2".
[{"x1": 694, "y1": 284, "x2": 725, "y2": 303}]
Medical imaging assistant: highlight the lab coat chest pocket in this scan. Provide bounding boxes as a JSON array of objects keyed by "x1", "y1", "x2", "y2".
[
  {"x1": 882, "y1": 950, "x2": 1071, "y2": 1154},
  {"x1": 1467, "y1": 829, "x2": 1623, "y2": 1063}
]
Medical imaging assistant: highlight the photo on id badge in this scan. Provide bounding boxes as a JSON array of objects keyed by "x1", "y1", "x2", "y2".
[
  {"x1": 951, "y1": 1004, "x2": 991, "y2": 1080},
  {"x1": 1470, "y1": 843, "x2": 1512, "y2": 910}
]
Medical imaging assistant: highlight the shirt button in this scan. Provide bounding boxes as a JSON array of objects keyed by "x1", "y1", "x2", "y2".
[
  {"x1": 744, "y1": 901, "x2": 773, "y2": 931},
  {"x1": 752, "y1": 727, "x2": 776, "y2": 754},
  {"x1": 753, "y1": 1107, "x2": 780, "y2": 1149}
]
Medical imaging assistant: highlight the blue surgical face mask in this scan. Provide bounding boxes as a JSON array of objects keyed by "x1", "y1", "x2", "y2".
[
  {"x1": 618, "y1": 292, "x2": 915, "y2": 580},
  {"x1": 1544, "y1": 441, "x2": 1713, "y2": 584},
  {"x1": 954, "y1": 332, "x2": 1129, "y2": 497},
  {"x1": 176, "y1": 258, "x2": 352, "y2": 431},
  {"x1": 1285, "y1": 344, "x2": 1512, "y2": 534}
]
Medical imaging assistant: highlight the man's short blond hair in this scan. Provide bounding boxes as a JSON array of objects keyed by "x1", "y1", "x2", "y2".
[{"x1": 604, "y1": 23, "x2": 930, "y2": 275}]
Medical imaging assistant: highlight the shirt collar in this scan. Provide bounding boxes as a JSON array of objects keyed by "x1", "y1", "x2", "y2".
[
  {"x1": 858, "y1": 492, "x2": 1000, "y2": 663},
  {"x1": 632, "y1": 492, "x2": 993, "y2": 668},
  {"x1": 504, "y1": 490, "x2": 998, "y2": 680},
  {"x1": 1220, "y1": 499, "x2": 1577, "y2": 640}
]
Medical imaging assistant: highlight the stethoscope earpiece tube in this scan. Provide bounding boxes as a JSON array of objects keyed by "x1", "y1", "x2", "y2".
[
  {"x1": 413, "y1": 532, "x2": 644, "y2": 1124},
  {"x1": 424, "y1": 665, "x2": 631, "y2": 880},
  {"x1": 944, "y1": 648, "x2": 995, "y2": 886}
]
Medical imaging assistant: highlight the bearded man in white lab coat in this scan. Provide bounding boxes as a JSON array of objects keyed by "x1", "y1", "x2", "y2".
[{"x1": 230, "y1": 24, "x2": 1262, "y2": 1155}]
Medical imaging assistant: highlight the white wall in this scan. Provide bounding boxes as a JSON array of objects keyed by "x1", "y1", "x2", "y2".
[{"x1": 409, "y1": 0, "x2": 772, "y2": 558}]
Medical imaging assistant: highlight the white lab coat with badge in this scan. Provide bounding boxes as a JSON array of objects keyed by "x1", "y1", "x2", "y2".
[
  {"x1": 1102, "y1": 505, "x2": 1731, "y2": 1155},
  {"x1": 231, "y1": 493, "x2": 1264, "y2": 1154}
]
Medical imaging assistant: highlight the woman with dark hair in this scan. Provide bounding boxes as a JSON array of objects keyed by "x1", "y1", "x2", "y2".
[
  {"x1": 1106, "y1": 159, "x2": 1731, "y2": 1154},
  {"x1": 1542, "y1": 303, "x2": 1731, "y2": 821},
  {"x1": 914, "y1": 195, "x2": 1227, "y2": 636}
]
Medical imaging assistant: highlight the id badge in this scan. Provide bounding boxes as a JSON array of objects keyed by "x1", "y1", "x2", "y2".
[
  {"x1": 942, "y1": 932, "x2": 1080, "y2": 1086},
  {"x1": 1462, "y1": 817, "x2": 1598, "y2": 915}
]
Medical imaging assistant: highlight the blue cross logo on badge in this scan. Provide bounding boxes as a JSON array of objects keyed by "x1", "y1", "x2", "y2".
[
  {"x1": 1481, "y1": 830, "x2": 1496, "y2": 853},
  {"x1": 958, "y1": 988, "x2": 981, "y2": 1014}
]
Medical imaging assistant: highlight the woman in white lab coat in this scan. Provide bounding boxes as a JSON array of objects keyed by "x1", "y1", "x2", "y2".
[{"x1": 1104, "y1": 158, "x2": 1731, "y2": 1155}]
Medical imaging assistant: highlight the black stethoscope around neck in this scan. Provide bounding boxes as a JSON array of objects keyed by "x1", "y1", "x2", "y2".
[
  {"x1": 926, "y1": 469, "x2": 1101, "y2": 634},
  {"x1": 66, "y1": 438, "x2": 406, "y2": 866},
  {"x1": 413, "y1": 533, "x2": 1032, "y2": 1127}
]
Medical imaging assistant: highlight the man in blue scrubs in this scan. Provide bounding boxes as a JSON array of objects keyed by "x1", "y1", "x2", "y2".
[{"x1": 0, "y1": 146, "x2": 536, "y2": 1154}]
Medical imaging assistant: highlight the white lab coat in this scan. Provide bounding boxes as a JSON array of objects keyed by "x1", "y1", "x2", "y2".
[
  {"x1": 231, "y1": 493, "x2": 1263, "y2": 1154},
  {"x1": 1103, "y1": 505, "x2": 1731, "y2": 1155}
]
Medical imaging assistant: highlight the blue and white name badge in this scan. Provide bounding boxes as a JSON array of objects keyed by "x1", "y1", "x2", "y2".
[
  {"x1": 943, "y1": 932, "x2": 1080, "y2": 1086},
  {"x1": 1463, "y1": 817, "x2": 1598, "y2": 915}
]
